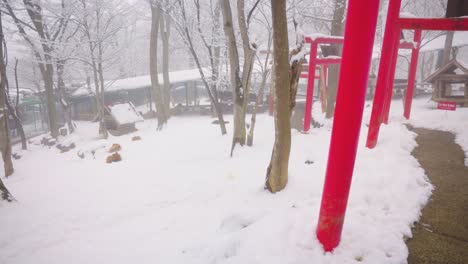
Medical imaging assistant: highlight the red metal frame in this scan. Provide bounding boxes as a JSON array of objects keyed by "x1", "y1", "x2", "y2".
[
  {"x1": 316, "y1": 0, "x2": 379, "y2": 252},
  {"x1": 302, "y1": 37, "x2": 344, "y2": 132},
  {"x1": 366, "y1": 0, "x2": 468, "y2": 149}
]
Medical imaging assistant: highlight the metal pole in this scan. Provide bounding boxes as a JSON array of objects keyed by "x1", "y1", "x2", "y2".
[
  {"x1": 316, "y1": 0, "x2": 380, "y2": 252},
  {"x1": 303, "y1": 42, "x2": 318, "y2": 132},
  {"x1": 404, "y1": 29, "x2": 422, "y2": 119},
  {"x1": 366, "y1": 0, "x2": 402, "y2": 149}
]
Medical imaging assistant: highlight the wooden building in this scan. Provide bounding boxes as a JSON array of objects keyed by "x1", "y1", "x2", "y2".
[{"x1": 425, "y1": 59, "x2": 468, "y2": 107}]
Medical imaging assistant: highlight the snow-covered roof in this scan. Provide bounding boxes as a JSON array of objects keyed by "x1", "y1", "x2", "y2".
[
  {"x1": 107, "y1": 103, "x2": 144, "y2": 126},
  {"x1": 72, "y1": 68, "x2": 210, "y2": 97},
  {"x1": 425, "y1": 59, "x2": 468, "y2": 83}
]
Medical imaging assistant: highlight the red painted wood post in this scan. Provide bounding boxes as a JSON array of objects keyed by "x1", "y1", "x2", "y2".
[
  {"x1": 303, "y1": 42, "x2": 318, "y2": 132},
  {"x1": 382, "y1": 27, "x2": 401, "y2": 124},
  {"x1": 316, "y1": 0, "x2": 380, "y2": 252},
  {"x1": 404, "y1": 29, "x2": 422, "y2": 119},
  {"x1": 366, "y1": 0, "x2": 402, "y2": 149}
]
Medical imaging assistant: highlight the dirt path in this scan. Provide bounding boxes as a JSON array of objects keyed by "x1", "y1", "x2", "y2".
[{"x1": 407, "y1": 127, "x2": 468, "y2": 264}]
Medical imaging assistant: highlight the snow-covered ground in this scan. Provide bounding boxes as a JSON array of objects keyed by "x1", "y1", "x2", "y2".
[{"x1": 0, "y1": 97, "x2": 466, "y2": 264}]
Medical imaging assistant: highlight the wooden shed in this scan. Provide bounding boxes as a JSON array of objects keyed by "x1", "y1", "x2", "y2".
[
  {"x1": 425, "y1": 59, "x2": 468, "y2": 107},
  {"x1": 104, "y1": 103, "x2": 144, "y2": 136}
]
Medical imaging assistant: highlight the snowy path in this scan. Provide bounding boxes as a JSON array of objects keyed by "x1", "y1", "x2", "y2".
[
  {"x1": 0, "y1": 97, "x2": 466, "y2": 264},
  {"x1": 406, "y1": 127, "x2": 468, "y2": 264}
]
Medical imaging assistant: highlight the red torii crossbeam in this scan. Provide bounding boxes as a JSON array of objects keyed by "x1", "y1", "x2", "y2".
[
  {"x1": 302, "y1": 36, "x2": 343, "y2": 132},
  {"x1": 366, "y1": 0, "x2": 468, "y2": 149}
]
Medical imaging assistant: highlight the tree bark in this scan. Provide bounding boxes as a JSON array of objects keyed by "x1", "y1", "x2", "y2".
[
  {"x1": 220, "y1": 0, "x2": 247, "y2": 155},
  {"x1": 442, "y1": 31, "x2": 454, "y2": 65},
  {"x1": 325, "y1": 0, "x2": 345, "y2": 119},
  {"x1": 160, "y1": 7, "x2": 171, "y2": 116},
  {"x1": 0, "y1": 176, "x2": 14, "y2": 202},
  {"x1": 56, "y1": 60, "x2": 74, "y2": 134},
  {"x1": 13, "y1": 59, "x2": 27, "y2": 149},
  {"x1": 247, "y1": 33, "x2": 272, "y2": 147},
  {"x1": 247, "y1": 68, "x2": 268, "y2": 147},
  {"x1": 150, "y1": 4, "x2": 169, "y2": 130},
  {"x1": 0, "y1": 12, "x2": 14, "y2": 177},
  {"x1": 265, "y1": 0, "x2": 290, "y2": 193},
  {"x1": 433, "y1": 31, "x2": 455, "y2": 98}
]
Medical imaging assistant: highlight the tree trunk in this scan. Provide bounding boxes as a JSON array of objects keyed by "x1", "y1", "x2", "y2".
[
  {"x1": 440, "y1": 31, "x2": 455, "y2": 96},
  {"x1": 90, "y1": 60, "x2": 107, "y2": 138},
  {"x1": 13, "y1": 59, "x2": 27, "y2": 149},
  {"x1": 220, "y1": 0, "x2": 246, "y2": 155},
  {"x1": 442, "y1": 31, "x2": 454, "y2": 65},
  {"x1": 5, "y1": 97, "x2": 26, "y2": 150},
  {"x1": 325, "y1": 0, "x2": 345, "y2": 119},
  {"x1": 97, "y1": 62, "x2": 108, "y2": 138},
  {"x1": 150, "y1": 5, "x2": 168, "y2": 130},
  {"x1": 265, "y1": 0, "x2": 291, "y2": 193},
  {"x1": 247, "y1": 69, "x2": 268, "y2": 146},
  {"x1": 0, "y1": 176, "x2": 14, "y2": 202},
  {"x1": 56, "y1": 60, "x2": 74, "y2": 134},
  {"x1": 44, "y1": 64, "x2": 58, "y2": 137},
  {"x1": 93, "y1": 7, "x2": 109, "y2": 138},
  {"x1": 0, "y1": 14, "x2": 14, "y2": 177},
  {"x1": 247, "y1": 33, "x2": 272, "y2": 146},
  {"x1": 160, "y1": 7, "x2": 171, "y2": 115}
]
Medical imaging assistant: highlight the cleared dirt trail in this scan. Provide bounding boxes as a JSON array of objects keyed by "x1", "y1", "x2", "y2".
[{"x1": 407, "y1": 127, "x2": 468, "y2": 264}]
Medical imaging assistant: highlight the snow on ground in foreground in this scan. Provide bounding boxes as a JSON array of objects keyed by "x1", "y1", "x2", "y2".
[{"x1": 1, "y1": 96, "x2": 464, "y2": 264}]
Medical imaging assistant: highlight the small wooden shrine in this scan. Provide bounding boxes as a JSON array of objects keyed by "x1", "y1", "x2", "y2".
[{"x1": 425, "y1": 59, "x2": 468, "y2": 107}]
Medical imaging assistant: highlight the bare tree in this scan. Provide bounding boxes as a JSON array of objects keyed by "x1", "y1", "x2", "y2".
[
  {"x1": 265, "y1": 0, "x2": 291, "y2": 193},
  {"x1": 220, "y1": 0, "x2": 259, "y2": 156},
  {"x1": 149, "y1": 1, "x2": 169, "y2": 130},
  {"x1": 0, "y1": 11, "x2": 13, "y2": 177},
  {"x1": 172, "y1": 0, "x2": 227, "y2": 135},
  {"x1": 54, "y1": 0, "x2": 77, "y2": 134},
  {"x1": 6, "y1": 59, "x2": 27, "y2": 149},
  {"x1": 160, "y1": 1, "x2": 172, "y2": 116},
  {"x1": 2, "y1": 0, "x2": 60, "y2": 137},
  {"x1": 247, "y1": 31, "x2": 272, "y2": 146},
  {"x1": 74, "y1": 0, "x2": 129, "y2": 137}
]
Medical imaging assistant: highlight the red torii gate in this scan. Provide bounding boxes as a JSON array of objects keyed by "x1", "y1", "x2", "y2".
[
  {"x1": 302, "y1": 36, "x2": 343, "y2": 132},
  {"x1": 366, "y1": 1, "x2": 468, "y2": 149},
  {"x1": 301, "y1": 33, "x2": 422, "y2": 133},
  {"x1": 315, "y1": 0, "x2": 468, "y2": 253}
]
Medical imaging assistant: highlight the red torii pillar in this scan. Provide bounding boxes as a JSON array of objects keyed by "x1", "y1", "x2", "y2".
[
  {"x1": 303, "y1": 41, "x2": 319, "y2": 132},
  {"x1": 366, "y1": 0, "x2": 402, "y2": 149},
  {"x1": 303, "y1": 37, "x2": 343, "y2": 132},
  {"x1": 382, "y1": 27, "x2": 401, "y2": 125},
  {"x1": 316, "y1": 0, "x2": 379, "y2": 251},
  {"x1": 404, "y1": 29, "x2": 422, "y2": 119}
]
